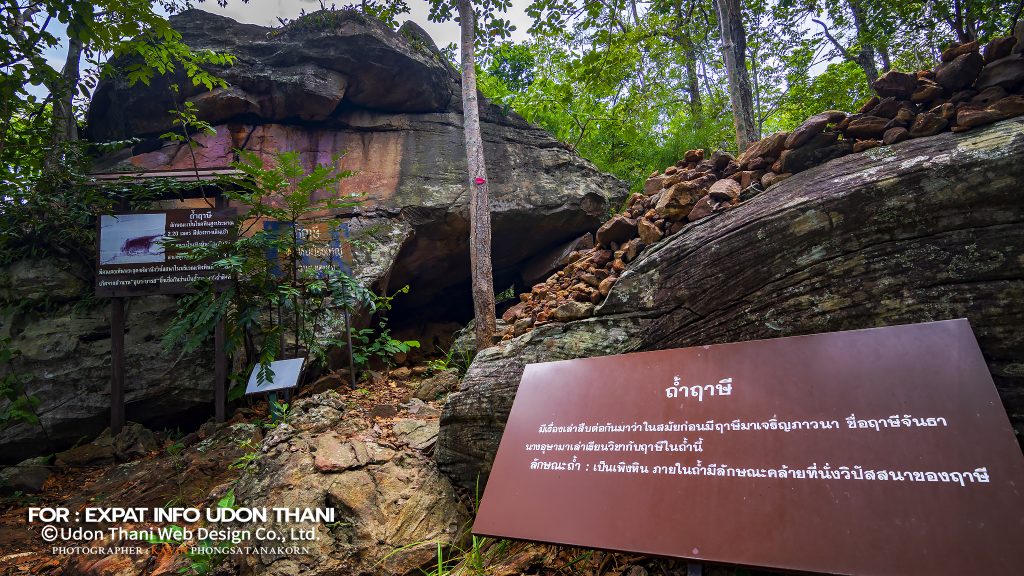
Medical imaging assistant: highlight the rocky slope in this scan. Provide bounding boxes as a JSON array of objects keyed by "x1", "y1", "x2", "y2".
[
  {"x1": 0, "y1": 377, "x2": 467, "y2": 576},
  {"x1": 498, "y1": 33, "x2": 1024, "y2": 337},
  {"x1": 438, "y1": 116, "x2": 1024, "y2": 489}
]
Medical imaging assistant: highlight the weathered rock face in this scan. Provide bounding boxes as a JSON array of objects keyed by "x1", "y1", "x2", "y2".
[
  {"x1": 0, "y1": 278, "x2": 214, "y2": 463},
  {"x1": 437, "y1": 118, "x2": 1024, "y2": 490},
  {"x1": 0, "y1": 9, "x2": 625, "y2": 462},
  {"x1": 231, "y1": 393, "x2": 468, "y2": 576},
  {"x1": 88, "y1": 9, "x2": 627, "y2": 318}
]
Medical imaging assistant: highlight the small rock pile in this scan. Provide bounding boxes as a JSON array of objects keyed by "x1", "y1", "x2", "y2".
[{"x1": 500, "y1": 31, "x2": 1024, "y2": 341}]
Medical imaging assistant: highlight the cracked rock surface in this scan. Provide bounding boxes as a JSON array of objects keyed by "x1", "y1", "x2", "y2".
[{"x1": 437, "y1": 117, "x2": 1024, "y2": 490}]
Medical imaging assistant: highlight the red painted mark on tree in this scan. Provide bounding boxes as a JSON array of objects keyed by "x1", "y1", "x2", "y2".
[{"x1": 474, "y1": 177, "x2": 486, "y2": 185}]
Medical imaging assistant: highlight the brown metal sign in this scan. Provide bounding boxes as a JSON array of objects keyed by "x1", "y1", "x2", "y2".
[
  {"x1": 473, "y1": 319, "x2": 1024, "y2": 575},
  {"x1": 96, "y1": 208, "x2": 236, "y2": 297}
]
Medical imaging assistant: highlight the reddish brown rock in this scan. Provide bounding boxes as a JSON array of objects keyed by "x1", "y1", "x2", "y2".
[
  {"x1": 643, "y1": 175, "x2": 665, "y2": 195},
  {"x1": 931, "y1": 102, "x2": 956, "y2": 120},
  {"x1": 785, "y1": 111, "x2": 845, "y2": 149},
  {"x1": 738, "y1": 131, "x2": 788, "y2": 164},
  {"x1": 857, "y1": 95, "x2": 880, "y2": 113},
  {"x1": 773, "y1": 131, "x2": 840, "y2": 172},
  {"x1": 707, "y1": 179, "x2": 741, "y2": 202},
  {"x1": 502, "y1": 301, "x2": 529, "y2": 323},
  {"x1": 686, "y1": 196, "x2": 718, "y2": 222},
  {"x1": 844, "y1": 116, "x2": 890, "y2": 139},
  {"x1": 637, "y1": 218, "x2": 663, "y2": 245},
  {"x1": 622, "y1": 238, "x2": 643, "y2": 262},
  {"x1": 987, "y1": 95, "x2": 1024, "y2": 119},
  {"x1": 853, "y1": 139, "x2": 881, "y2": 153},
  {"x1": 720, "y1": 160, "x2": 741, "y2": 177},
  {"x1": 882, "y1": 127, "x2": 910, "y2": 145},
  {"x1": 596, "y1": 216, "x2": 638, "y2": 248},
  {"x1": 935, "y1": 52, "x2": 985, "y2": 91},
  {"x1": 911, "y1": 81, "x2": 945, "y2": 104},
  {"x1": 709, "y1": 150, "x2": 736, "y2": 171},
  {"x1": 739, "y1": 170, "x2": 765, "y2": 189},
  {"x1": 908, "y1": 112, "x2": 949, "y2": 138},
  {"x1": 684, "y1": 149, "x2": 705, "y2": 163},
  {"x1": 984, "y1": 36, "x2": 1017, "y2": 63},
  {"x1": 940, "y1": 40, "x2": 979, "y2": 63},
  {"x1": 597, "y1": 276, "x2": 616, "y2": 297},
  {"x1": 655, "y1": 181, "x2": 703, "y2": 221},
  {"x1": 761, "y1": 172, "x2": 792, "y2": 188},
  {"x1": 894, "y1": 106, "x2": 916, "y2": 123},
  {"x1": 972, "y1": 86, "x2": 1009, "y2": 107},
  {"x1": 953, "y1": 108, "x2": 998, "y2": 131},
  {"x1": 975, "y1": 54, "x2": 1024, "y2": 91},
  {"x1": 872, "y1": 70, "x2": 918, "y2": 99},
  {"x1": 869, "y1": 97, "x2": 903, "y2": 119}
]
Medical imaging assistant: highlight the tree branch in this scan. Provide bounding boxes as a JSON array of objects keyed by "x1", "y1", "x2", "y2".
[{"x1": 812, "y1": 18, "x2": 856, "y2": 62}]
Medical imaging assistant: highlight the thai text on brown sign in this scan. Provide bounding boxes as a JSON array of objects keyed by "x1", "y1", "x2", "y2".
[
  {"x1": 473, "y1": 319, "x2": 1024, "y2": 576},
  {"x1": 96, "y1": 208, "x2": 236, "y2": 297}
]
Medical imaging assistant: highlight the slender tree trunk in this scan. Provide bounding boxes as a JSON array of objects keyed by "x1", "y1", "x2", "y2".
[
  {"x1": 670, "y1": 1, "x2": 703, "y2": 120},
  {"x1": 847, "y1": 0, "x2": 881, "y2": 85},
  {"x1": 713, "y1": 0, "x2": 757, "y2": 152},
  {"x1": 684, "y1": 51, "x2": 703, "y2": 119},
  {"x1": 457, "y1": 0, "x2": 497, "y2": 349},
  {"x1": 42, "y1": 33, "x2": 83, "y2": 173},
  {"x1": 877, "y1": 44, "x2": 892, "y2": 72}
]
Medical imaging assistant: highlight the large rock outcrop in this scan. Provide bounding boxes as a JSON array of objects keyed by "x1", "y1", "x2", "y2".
[
  {"x1": 437, "y1": 117, "x2": 1024, "y2": 490},
  {"x1": 0, "y1": 9, "x2": 625, "y2": 462},
  {"x1": 88, "y1": 9, "x2": 626, "y2": 318},
  {"x1": 0, "y1": 260, "x2": 214, "y2": 462}
]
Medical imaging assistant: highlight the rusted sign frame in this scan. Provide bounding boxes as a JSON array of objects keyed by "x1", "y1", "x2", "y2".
[{"x1": 473, "y1": 319, "x2": 1024, "y2": 576}]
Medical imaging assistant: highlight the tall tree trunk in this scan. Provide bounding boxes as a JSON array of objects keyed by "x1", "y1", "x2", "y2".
[
  {"x1": 457, "y1": 0, "x2": 497, "y2": 349},
  {"x1": 42, "y1": 31, "x2": 83, "y2": 173},
  {"x1": 713, "y1": 0, "x2": 757, "y2": 152},
  {"x1": 669, "y1": 1, "x2": 703, "y2": 120},
  {"x1": 877, "y1": 44, "x2": 892, "y2": 72},
  {"x1": 847, "y1": 0, "x2": 881, "y2": 85},
  {"x1": 684, "y1": 50, "x2": 703, "y2": 119}
]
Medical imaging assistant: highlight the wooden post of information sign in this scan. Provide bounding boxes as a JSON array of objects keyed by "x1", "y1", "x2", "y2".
[
  {"x1": 98, "y1": 205, "x2": 236, "y2": 432},
  {"x1": 110, "y1": 285, "x2": 126, "y2": 435},
  {"x1": 109, "y1": 197, "x2": 129, "y2": 435},
  {"x1": 214, "y1": 195, "x2": 229, "y2": 422},
  {"x1": 473, "y1": 319, "x2": 1024, "y2": 576}
]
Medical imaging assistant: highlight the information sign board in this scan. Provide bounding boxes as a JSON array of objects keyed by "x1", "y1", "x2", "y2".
[
  {"x1": 244, "y1": 358, "x2": 305, "y2": 395},
  {"x1": 96, "y1": 208, "x2": 236, "y2": 297},
  {"x1": 473, "y1": 319, "x2": 1024, "y2": 575},
  {"x1": 263, "y1": 221, "x2": 352, "y2": 277}
]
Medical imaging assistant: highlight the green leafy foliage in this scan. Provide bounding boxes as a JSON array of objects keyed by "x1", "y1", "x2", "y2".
[
  {"x1": 229, "y1": 438, "x2": 261, "y2": 471},
  {"x1": 425, "y1": 344, "x2": 475, "y2": 377},
  {"x1": 343, "y1": 285, "x2": 420, "y2": 369},
  {"x1": 265, "y1": 398, "x2": 290, "y2": 428},
  {"x1": 164, "y1": 150, "x2": 382, "y2": 394},
  {"x1": 0, "y1": 338, "x2": 49, "y2": 446}
]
